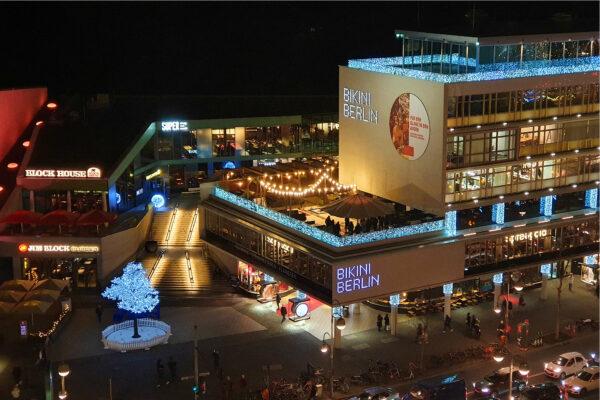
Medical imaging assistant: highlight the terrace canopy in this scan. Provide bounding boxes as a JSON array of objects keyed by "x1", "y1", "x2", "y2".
[{"x1": 321, "y1": 193, "x2": 394, "y2": 219}]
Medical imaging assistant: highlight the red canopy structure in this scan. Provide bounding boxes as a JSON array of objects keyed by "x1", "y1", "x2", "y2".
[
  {"x1": 499, "y1": 294, "x2": 520, "y2": 305},
  {"x1": 0, "y1": 210, "x2": 43, "y2": 232},
  {"x1": 39, "y1": 210, "x2": 80, "y2": 233},
  {"x1": 77, "y1": 210, "x2": 117, "y2": 233}
]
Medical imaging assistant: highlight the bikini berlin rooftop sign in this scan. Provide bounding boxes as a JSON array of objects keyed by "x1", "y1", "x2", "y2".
[{"x1": 336, "y1": 263, "x2": 380, "y2": 294}]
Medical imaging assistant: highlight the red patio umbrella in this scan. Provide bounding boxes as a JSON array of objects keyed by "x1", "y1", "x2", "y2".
[
  {"x1": 76, "y1": 209, "x2": 117, "y2": 233},
  {"x1": 0, "y1": 210, "x2": 43, "y2": 232},
  {"x1": 499, "y1": 294, "x2": 520, "y2": 305},
  {"x1": 39, "y1": 210, "x2": 80, "y2": 233}
]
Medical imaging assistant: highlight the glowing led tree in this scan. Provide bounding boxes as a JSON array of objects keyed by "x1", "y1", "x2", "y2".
[{"x1": 102, "y1": 262, "x2": 159, "y2": 338}]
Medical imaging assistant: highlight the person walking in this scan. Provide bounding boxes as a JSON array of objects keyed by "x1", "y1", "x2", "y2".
[
  {"x1": 212, "y1": 348, "x2": 220, "y2": 371},
  {"x1": 226, "y1": 376, "x2": 233, "y2": 400},
  {"x1": 376, "y1": 314, "x2": 383, "y2": 331},
  {"x1": 443, "y1": 314, "x2": 453, "y2": 333},
  {"x1": 466, "y1": 312, "x2": 471, "y2": 329},
  {"x1": 275, "y1": 293, "x2": 281, "y2": 310},
  {"x1": 156, "y1": 359, "x2": 165, "y2": 388},
  {"x1": 280, "y1": 304, "x2": 287, "y2": 323},
  {"x1": 569, "y1": 273, "x2": 574, "y2": 291},
  {"x1": 416, "y1": 323, "x2": 423, "y2": 343},
  {"x1": 239, "y1": 374, "x2": 248, "y2": 400},
  {"x1": 95, "y1": 304, "x2": 103, "y2": 323},
  {"x1": 384, "y1": 314, "x2": 390, "y2": 331},
  {"x1": 423, "y1": 324, "x2": 429, "y2": 344},
  {"x1": 168, "y1": 356, "x2": 177, "y2": 383}
]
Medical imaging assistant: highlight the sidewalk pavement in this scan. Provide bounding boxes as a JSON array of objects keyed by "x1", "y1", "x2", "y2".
[{"x1": 1, "y1": 277, "x2": 597, "y2": 400}]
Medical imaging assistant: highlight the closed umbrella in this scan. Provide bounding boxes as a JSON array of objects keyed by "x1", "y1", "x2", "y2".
[
  {"x1": 0, "y1": 280, "x2": 35, "y2": 292},
  {"x1": 0, "y1": 210, "x2": 43, "y2": 232},
  {"x1": 39, "y1": 210, "x2": 80, "y2": 233},
  {"x1": 321, "y1": 193, "x2": 395, "y2": 219},
  {"x1": 0, "y1": 290, "x2": 26, "y2": 303}
]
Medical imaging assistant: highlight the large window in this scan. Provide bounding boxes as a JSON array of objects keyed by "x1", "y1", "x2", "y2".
[
  {"x1": 447, "y1": 130, "x2": 516, "y2": 168},
  {"x1": 519, "y1": 120, "x2": 599, "y2": 156},
  {"x1": 465, "y1": 220, "x2": 598, "y2": 269},
  {"x1": 212, "y1": 129, "x2": 236, "y2": 157}
]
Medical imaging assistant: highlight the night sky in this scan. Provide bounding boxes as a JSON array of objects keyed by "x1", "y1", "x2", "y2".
[{"x1": 0, "y1": 2, "x2": 598, "y2": 97}]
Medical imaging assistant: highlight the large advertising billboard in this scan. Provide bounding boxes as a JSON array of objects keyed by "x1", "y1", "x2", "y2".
[{"x1": 339, "y1": 67, "x2": 445, "y2": 214}]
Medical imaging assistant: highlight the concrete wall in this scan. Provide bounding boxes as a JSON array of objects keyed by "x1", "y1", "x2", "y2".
[
  {"x1": 332, "y1": 240, "x2": 465, "y2": 305},
  {"x1": 338, "y1": 67, "x2": 446, "y2": 215},
  {"x1": 206, "y1": 242, "x2": 239, "y2": 275},
  {"x1": 99, "y1": 206, "x2": 153, "y2": 279}
]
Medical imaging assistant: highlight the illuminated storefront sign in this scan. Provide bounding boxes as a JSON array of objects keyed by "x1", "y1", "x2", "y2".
[
  {"x1": 506, "y1": 229, "x2": 548, "y2": 244},
  {"x1": 342, "y1": 88, "x2": 379, "y2": 124},
  {"x1": 336, "y1": 263, "x2": 380, "y2": 294},
  {"x1": 18, "y1": 243, "x2": 100, "y2": 253},
  {"x1": 145, "y1": 169, "x2": 162, "y2": 180},
  {"x1": 25, "y1": 167, "x2": 102, "y2": 179},
  {"x1": 161, "y1": 121, "x2": 188, "y2": 132}
]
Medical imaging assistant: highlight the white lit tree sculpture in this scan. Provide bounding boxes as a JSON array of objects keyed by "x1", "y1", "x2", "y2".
[{"x1": 102, "y1": 262, "x2": 159, "y2": 338}]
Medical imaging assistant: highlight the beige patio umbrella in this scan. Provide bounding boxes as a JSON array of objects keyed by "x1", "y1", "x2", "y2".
[
  {"x1": 0, "y1": 290, "x2": 26, "y2": 303},
  {"x1": 0, "y1": 301, "x2": 17, "y2": 313},
  {"x1": 12, "y1": 300, "x2": 53, "y2": 314},
  {"x1": 0, "y1": 280, "x2": 35, "y2": 292},
  {"x1": 33, "y1": 279, "x2": 69, "y2": 292},
  {"x1": 24, "y1": 289, "x2": 61, "y2": 304},
  {"x1": 321, "y1": 193, "x2": 395, "y2": 219}
]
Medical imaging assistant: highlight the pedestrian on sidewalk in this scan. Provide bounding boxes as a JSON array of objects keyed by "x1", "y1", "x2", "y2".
[
  {"x1": 168, "y1": 355, "x2": 177, "y2": 383},
  {"x1": 470, "y1": 314, "x2": 476, "y2": 330},
  {"x1": 226, "y1": 376, "x2": 233, "y2": 400},
  {"x1": 416, "y1": 323, "x2": 423, "y2": 343},
  {"x1": 275, "y1": 293, "x2": 281, "y2": 310},
  {"x1": 95, "y1": 304, "x2": 103, "y2": 323},
  {"x1": 239, "y1": 374, "x2": 248, "y2": 400},
  {"x1": 443, "y1": 314, "x2": 453, "y2": 333},
  {"x1": 213, "y1": 348, "x2": 220, "y2": 371},
  {"x1": 466, "y1": 312, "x2": 471, "y2": 329},
  {"x1": 280, "y1": 304, "x2": 287, "y2": 323},
  {"x1": 423, "y1": 324, "x2": 429, "y2": 344},
  {"x1": 569, "y1": 273, "x2": 574, "y2": 291},
  {"x1": 156, "y1": 359, "x2": 165, "y2": 388},
  {"x1": 384, "y1": 314, "x2": 390, "y2": 331},
  {"x1": 376, "y1": 314, "x2": 383, "y2": 331}
]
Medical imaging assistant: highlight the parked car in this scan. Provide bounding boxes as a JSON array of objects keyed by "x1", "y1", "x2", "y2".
[
  {"x1": 515, "y1": 382, "x2": 562, "y2": 400},
  {"x1": 561, "y1": 366, "x2": 599, "y2": 396},
  {"x1": 544, "y1": 352, "x2": 587, "y2": 380},
  {"x1": 403, "y1": 375, "x2": 466, "y2": 400},
  {"x1": 350, "y1": 387, "x2": 401, "y2": 400},
  {"x1": 473, "y1": 367, "x2": 528, "y2": 397}
]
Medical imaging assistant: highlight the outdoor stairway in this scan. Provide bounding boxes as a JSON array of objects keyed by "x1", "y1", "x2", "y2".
[
  {"x1": 165, "y1": 208, "x2": 202, "y2": 247},
  {"x1": 150, "y1": 209, "x2": 175, "y2": 246}
]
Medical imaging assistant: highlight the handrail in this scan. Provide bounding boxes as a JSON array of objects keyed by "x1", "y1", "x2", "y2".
[
  {"x1": 185, "y1": 250, "x2": 194, "y2": 283},
  {"x1": 186, "y1": 208, "x2": 199, "y2": 243},
  {"x1": 147, "y1": 249, "x2": 165, "y2": 280},
  {"x1": 164, "y1": 203, "x2": 179, "y2": 245}
]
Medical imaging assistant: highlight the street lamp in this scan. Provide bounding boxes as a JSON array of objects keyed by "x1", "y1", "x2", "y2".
[
  {"x1": 493, "y1": 351, "x2": 529, "y2": 400},
  {"x1": 58, "y1": 363, "x2": 70, "y2": 399},
  {"x1": 319, "y1": 303, "x2": 346, "y2": 398}
]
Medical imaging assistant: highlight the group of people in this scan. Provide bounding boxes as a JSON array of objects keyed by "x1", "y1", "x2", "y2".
[
  {"x1": 323, "y1": 216, "x2": 342, "y2": 236},
  {"x1": 376, "y1": 314, "x2": 390, "y2": 331},
  {"x1": 155, "y1": 356, "x2": 178, "y2": 388},
  {"x1": 465, "y1": 312, "x2": 481, "y2": 338},
  {"x1": 211, "y1": 349, "x2": 249, "y2": 400}
]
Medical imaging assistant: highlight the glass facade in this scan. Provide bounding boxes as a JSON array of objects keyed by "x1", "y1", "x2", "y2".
[
  {"x1": 205, "y1": 210, "x2": 332, "y2": 288},
  {"x1": 445, "y1": 154, "x2": 599, "y2": 203},
  {"x1": 464, "y1": 219, "x2": 599, "y2": 269}
]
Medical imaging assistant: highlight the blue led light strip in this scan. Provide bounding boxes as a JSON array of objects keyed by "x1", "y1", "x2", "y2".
[
  {"x1": 585, "y1": 188, "x2": 598, "y2": 208},
  {"x1": 213, "y1": 187, "x2": 445, "y2": 247},
  {"x1": 491, "y1": 203, "x2": 505, "y2": 225},
  {"x1": 445, "y1": 210, "x2": 457, "y2": 236},
  {"x1": 348, "y1": 56, "x2": 600, "y2": 83},
  {"x1": 539, "y1": 195, "x2": 553, "y2": 216}
]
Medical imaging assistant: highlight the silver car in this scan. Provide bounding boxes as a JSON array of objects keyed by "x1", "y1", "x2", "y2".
[{"x1": 350, "y1": 387, "x2": 401, "y2": 400}]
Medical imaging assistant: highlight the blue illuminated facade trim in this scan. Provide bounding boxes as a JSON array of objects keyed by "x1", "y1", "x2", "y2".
[
  {"x1": 492, "y1": 273, "x2": 503, "y2": 285},
  {"x1": 445, "y1": 211, "x2": 457, "y2": 236},
  {"x1": 348, "y1": 56, "x2": 600, "y2": 83},
  {"x1": 492, "y1": 203, "x2": 505, "y2": 225},
  {"x1": 540, "y1": 263, "x2": 552, "y2": 277},
  {"x1": 443, "y1": 283, "x2": 454, "y2": 295},
  {"x1": 389, "y1": 294, "x2": 400, "y2": 306},
  {"x1": 585, "y1": 188, "x2": 598, "y2": 208},
  {"x1": 539, "y1": 196, "x2": 554, "y2": 216},
  {"x1": 213, "y1": 187, "x2": 445, "y2": 247},
  {"x1": 584, "y1": 255, "x2": 596, "y2": 266}
]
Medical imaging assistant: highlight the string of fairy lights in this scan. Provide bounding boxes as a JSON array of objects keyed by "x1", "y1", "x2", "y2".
[{"x1": 257, "y1": 166, "x2": 357, "y2": 197}]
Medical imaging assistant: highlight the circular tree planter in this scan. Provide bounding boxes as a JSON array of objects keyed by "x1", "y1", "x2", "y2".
[{"x1": 102, "y1": 318, "x2": 171, "y2": 352}]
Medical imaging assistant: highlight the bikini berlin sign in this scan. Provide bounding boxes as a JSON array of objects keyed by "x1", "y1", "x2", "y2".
[{"x1": 336, "y1": 263, "x2": 380, "y2": 294}]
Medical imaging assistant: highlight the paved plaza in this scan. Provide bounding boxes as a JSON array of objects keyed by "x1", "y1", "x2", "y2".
[{"x1": 1, "y1": 278, "x2": 598, "y2": 400}]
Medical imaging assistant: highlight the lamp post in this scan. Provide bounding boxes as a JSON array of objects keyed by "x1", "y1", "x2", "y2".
[
  {"x1": 320, "y1": 304, "x2": 346, "y2": 398},
  {"x1": 493, "y1": 351, "x2": 529, "y2": 400},
  {"x1": 58, "y1": 363, "x2": 70, "y2": 399}
]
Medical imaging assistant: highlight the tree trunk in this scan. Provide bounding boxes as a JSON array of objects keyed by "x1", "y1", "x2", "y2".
[{"x1": 132, "y1": 317, "x2": 141, "y2": 339}]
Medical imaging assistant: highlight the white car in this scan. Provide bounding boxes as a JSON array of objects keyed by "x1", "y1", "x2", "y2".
[
  {"x1": 544, "y1": 352, "x2": 587, "y2": 380},
  {"x1": 561, "y1": 366, "x2": 599, "y2": 396}
]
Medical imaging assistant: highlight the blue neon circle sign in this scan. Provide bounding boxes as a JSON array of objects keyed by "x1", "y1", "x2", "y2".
[
  {"x1": 151, "y1": 194, "x2": 165, "y2": 208},
  {"x1": 115, "y1": 193, "x2": 122, "y2": 204}
]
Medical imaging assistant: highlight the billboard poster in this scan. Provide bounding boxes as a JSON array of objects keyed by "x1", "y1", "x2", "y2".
[{"x1": 389, "y1": 93, "x2": 430, "y2": 160}]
